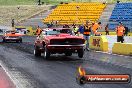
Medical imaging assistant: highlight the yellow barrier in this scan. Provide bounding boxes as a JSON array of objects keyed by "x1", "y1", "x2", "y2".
[
  {"x1": 26, "y1": 26, "x2": 34, "y2": 36},
  {"x1": 89, "y1": 36, "x2": 108, "y2": 52},
  {"x1": 112, "y1": 43, "x2": 132, "y2": 55}
]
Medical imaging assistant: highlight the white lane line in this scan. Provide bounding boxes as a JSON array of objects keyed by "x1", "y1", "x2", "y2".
[
  {"x1": 95, "y1": 51, "x2": 132, "y2": 58},
  {"x1": 0, "y1": 61, "x2": 23, "y2": 88}
]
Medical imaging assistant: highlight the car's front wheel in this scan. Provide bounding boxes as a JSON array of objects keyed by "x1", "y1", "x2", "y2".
[
  {"x1": 20, "y1": 39, "x2": 22, "y2": 43},
  {"x1": 34, "y1": 46, "x2": 41, "y2": 57},
  {"x1": 2, "y1": 39, "x2": 6, "y2": 43},
  {"x1": 76, "y1": 76, "x2": 86, "y2": 85},
  {"x1": 78, "y1": 49, "x2": 84, "y2": 58},
  {"x1": 44, "y1": 47, "x2": 50, "y2": 59}
]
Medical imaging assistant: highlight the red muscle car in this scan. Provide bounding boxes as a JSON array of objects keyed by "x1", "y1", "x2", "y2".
[{"x1": 34, "y1": 28, "x2": 85, "y2": 59}]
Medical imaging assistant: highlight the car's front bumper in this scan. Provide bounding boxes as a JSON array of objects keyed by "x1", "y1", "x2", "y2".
[
  {"x1": 47, "y1": 44, "x2": 85, "y2": 52},
  {"x1": 4, "y1": 38, "x2": 21, "y2": 41}
]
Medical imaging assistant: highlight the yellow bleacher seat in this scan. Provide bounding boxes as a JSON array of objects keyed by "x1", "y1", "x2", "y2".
[{"x1": 43, "y1": 2, "x2": 106, "y2": 25}]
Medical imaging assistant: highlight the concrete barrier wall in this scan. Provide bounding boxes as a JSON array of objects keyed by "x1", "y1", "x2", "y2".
[
  {"x1": 89, "y1": 36, "x2": 108, "y2": 52},
  {"x1": 112, "y1": 43, "x2": 132, "y2": 55}
]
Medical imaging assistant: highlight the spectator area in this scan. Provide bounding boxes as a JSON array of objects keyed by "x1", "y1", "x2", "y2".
[
  {"x1": 109, "y1": 3, "x2": 132, "y2": 30},
  {"x1": 43, "y1": 2, "x2": 106, "y2": 25}
]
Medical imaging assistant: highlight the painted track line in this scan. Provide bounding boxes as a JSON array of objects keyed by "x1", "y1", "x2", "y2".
[
  {"x1": 95, "y1": 51, "x2": 132, "y2": 58},
  {"x1": 0, "y1": 61, "x2": 23, "y2": 88}
]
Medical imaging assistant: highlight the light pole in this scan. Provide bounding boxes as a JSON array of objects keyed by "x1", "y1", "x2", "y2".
[{"x1": 17, "y1": 6, "x2": 20, "y2": 24}]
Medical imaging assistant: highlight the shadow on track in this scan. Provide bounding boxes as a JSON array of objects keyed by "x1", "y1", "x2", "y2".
[{"x1": 34, "y1": 55, "x2": 83, "y2": 62}]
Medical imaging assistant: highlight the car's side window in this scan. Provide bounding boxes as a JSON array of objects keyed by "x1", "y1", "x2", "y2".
[{"x1": 45, "y1": 31, "x2": 47, "y2": 35}]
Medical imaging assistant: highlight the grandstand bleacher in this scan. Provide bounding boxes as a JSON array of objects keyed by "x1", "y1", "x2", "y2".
[
  {"x1": 43, "y1": 2, "x2": 106, "y2": 25},
  {"x1": 109, "y1": 3, "x2": 132, "y2": 30}
]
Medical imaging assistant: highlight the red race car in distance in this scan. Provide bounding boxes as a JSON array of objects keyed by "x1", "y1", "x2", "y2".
[
  {"x1": 2, "y1": 30, "x2": 23, "y2": 43},
  {"x1": 34, "y1": 28, "x2": 85, "y2": 59}
]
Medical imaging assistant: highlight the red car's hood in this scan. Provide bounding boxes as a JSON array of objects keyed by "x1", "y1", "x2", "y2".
[{"x1": 45, "y1": 33, "x2": 83, "y2": 40}]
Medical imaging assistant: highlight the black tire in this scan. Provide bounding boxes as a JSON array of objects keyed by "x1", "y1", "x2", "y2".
[
  {"x1": 78, "y1": 49, "x2": 84, "y2": 58},
  {"x1": 34, "y1": 46, "x2": 41, "y2": 57},
  {"x1": 20, "y1": 39, "x2": 22, "y2": 43},
  {"x1": 44, "y1": 47, "x2": 50, "y2": 59},
  {"x1": 79, "y1": 76, "x2": 86, "y2": 85},
  {"x1": 65, "y1": 52, "x2": 72, "y2": 56},
  {"x1": 2, "y1": 39, "x2": 6, "y2": 43}
]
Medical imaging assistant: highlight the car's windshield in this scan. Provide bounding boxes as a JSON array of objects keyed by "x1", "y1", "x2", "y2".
[
  {"x1": 5, "y1": 31, "x2": 11, "y2": 33},
  {"x1": 45, "y1": 29, "x2": 74, "y2": 35},
  {"x1": 5, "y1": 31, "x2": 18, "y2": 34},
  {"x1": 46, "y1": 30, "x2": 58, "y2": 35}
]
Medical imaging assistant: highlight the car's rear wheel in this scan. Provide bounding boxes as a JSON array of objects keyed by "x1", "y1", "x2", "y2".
[
  {"x1": 34, "y1": 46, "x2": 41, "y2": 57},
  {"x1": 44, "y1": 47, "x2": 50, "y2": 59},
  {"x1": 78, "y1": 49, "x2": 84, "y2": 58},
  {"x1": 65, "y1": 52, "x2": 72, "y2": 56}
]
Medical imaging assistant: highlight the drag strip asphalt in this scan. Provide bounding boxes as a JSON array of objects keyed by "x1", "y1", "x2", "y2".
[{"x1": 0, "y1": 36, "x2": 132, "y2": 88}]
